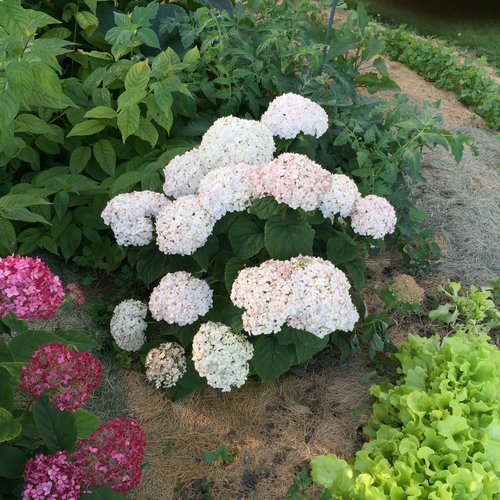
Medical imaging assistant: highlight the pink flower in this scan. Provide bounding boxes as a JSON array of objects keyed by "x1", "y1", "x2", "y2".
[
  {"x1": 66, "y1": 283, "x2": 85, "y2": 307},
  {"x1": 0, "y1": 256, "x2": 64, "y2": 319},
  {"x1": 22, "y1": 451, "x2": 85, "y2": 500},
  {"x1": 74, "y1": 417, "x2": 146, "y2": 493},
  {"x1": 350, "y1": 195, "x2": 397, "y2": 239},
  {"x1": 20, "y1": 343, "x2": 103, "y2": 412}
]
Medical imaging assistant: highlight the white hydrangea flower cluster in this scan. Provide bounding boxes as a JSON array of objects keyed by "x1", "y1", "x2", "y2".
[
  {"x1": 110, "y1": 299, "x2": 148, "y2": 352},
  {"x1": 192, "y1": 322, "x2": 254, "y2": 392},
  {"x1": 198, "y1": 116, "x2": 275, "y2": 171},
  {"x1": 350, "y1": 195, "x2": 397, "y2": 239},
  {"x1": 101, "y1": 191, "x2": 170, "y2": 246},
  {"x1": 145, "y1": 342, "x2": 186, "y2": 388},
  {"x1": 149, "y1": 271, "x2": 213, "y2": 325},
  {"x1": 198, "y1": 163, "x2": 255, "y2": 220},
  {"x1": 260, "y1": 93, "x2": 329, "y2": 139},
  {"x1": 231, "y1": 256, "x2": 359, "y2": 337},
  {"x1": 155, "y1": 195, "x2": 216, "y2": 255},
  {"x1": 163, "y1": 148, "x2": 208, "y2": 199},
  {"x1": 252, "y1": 153, "x2": 332, "y2": 211},
  {"x1": 230, "y1": 260, "x2": 295, "y2": 335},
  {"x1": 320, "y1": 174, "x2": 361, "y2": 218}
]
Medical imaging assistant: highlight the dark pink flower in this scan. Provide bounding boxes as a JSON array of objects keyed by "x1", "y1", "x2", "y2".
[
  {"x1": 20, "y1": 343, "x2": 103, "y2": 412},
  {"x1": 0, "y1": 256, "x2": 64, "y2": 319},
  {"x1": 74, "y1": 417, "x2": 146, "y2": 492},
  {"x1": 66, "y1": 283, "x2": 85, "y2": 307},
  {"x1": 22, "y1": 451, "x2": 85, "y2": 500}
]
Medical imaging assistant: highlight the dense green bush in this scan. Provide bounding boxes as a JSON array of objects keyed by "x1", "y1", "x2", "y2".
[
  {"x1": 311, "y1": 330, "x2": 500, "y2": 498},
  {"x1": 0, "y1": 0, "x2": 471, "y2": 273},
  {"x1": 383, "y1": 27, "x2": 500, "y2": 129}
]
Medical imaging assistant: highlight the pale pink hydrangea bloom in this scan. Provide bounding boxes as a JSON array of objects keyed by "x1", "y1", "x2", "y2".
[
  {"x1": 145, "y1": 342, "x2": 186, "y2": 388},
  {"x1": 252, "y1": 153, "x2": 332, "y2": 211},
  {"x1": 231, "y1": 256, "x2": 359, "y2": 337},
  {"x1": 198, "y1": 163, "x2": 256, "y2": 220},
  {"x1": 192, "y1": 322, "x2": 254, "y2": 392},
  {"x1": 110, "y1": 300, "x2": 148, "y2": 352},
  {"x1": 260, "y1": 93, "x2": 329, "y2": 139},
  {"x1": 20, "y1": 342, "x2": 103, "y2": 411},
  {"x1": 230, "y1": 260, "x2": 295, "y2": 335},
  {"x1": 319, "y1": 174, "x2": 361, "y2": 218},
  {"x1": 198, "y1": 116, "x2": 275, "y2": 171},
  {"x1": 350, "y1": 194, "x2": 397, "y2": 239},
  {"x1": 163, "y1": 148, "x2": 208, "y2": 199},
  {"x1": 287, "y1": 256, "x2": 359, "y2": 337},
  {"x1": 149, "y1": 271, "x2": 213, "y2": 325},
  {"x1": 101, "y1": 191, "x2": 170, "y2": 246},
  {"x1": 22, "y1": 451, "x2": 85, "y2": 500},
  {"x1": 155, "y1": 195, "x2": 216, "y2": 255},
  {"x1": 0, "y1": 256, "x2": 64, "y2": 320},
  {"x1": 74, "y1": 417, "x2": 146, "y2": 493}
]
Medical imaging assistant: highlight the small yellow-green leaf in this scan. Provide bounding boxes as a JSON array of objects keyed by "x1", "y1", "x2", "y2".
[{"x1": 84, "y1": 106, "x2": 117, "y2": 119}]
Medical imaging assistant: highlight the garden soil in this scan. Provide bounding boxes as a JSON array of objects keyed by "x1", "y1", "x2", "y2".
[{"x1": 92, "y1": 17, "x2": 498, "y2": 498}]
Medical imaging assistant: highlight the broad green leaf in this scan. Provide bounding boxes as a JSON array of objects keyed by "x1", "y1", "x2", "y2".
[
  {"x1": 0, "y1": 218, "x2": 16, "y2": 252},
  {"x1": 0, "y1": 446, "x2": 27, "y2": 478},
  {"x1": 0, "y1": 408, "x2": 22, "y2": 443},
  {"x1": 224, "y1": 257, "x2": 246, "y2": 293},
  {"x1": 59, "y1": 224, "x2": 82, "y2": 260},
  {"x1": 0, "y1": 339, "x2": 14, "y2": 362},
  {"x1": 74, "y1": 409, "x2": 101, "y2": 439},
  {"x1": 311, "y1": 455, "x2": 353, "y2": 493},
  {"x1": 228, "y1": 217, "x2": 265, "y2": 259},
  {"x1": 249, "y1": 197, "x2": 284, "y2": 219},
  {"x1": 110, "y1": 171, "x2": 143, "y2": 196},
  {"x1": 70, "y1": 145, "x2": 92, "y2": 174},
  {"x1": 340, "y1": 259, "x2": 366, "y2": 291},
  {"x1": 84, "y1": 106, "x2": 117, "y2": 119},
  {"x1": 84, "y1": 0, "x2": 97, "y2": 14},
  {"x1": 134, "y1": 118, "x2": 159, "y2": 147},
  {"x1": 117, "y1": 105, "x2": 140, "y2": 142},
  {"x1": 7, "y1": 330, "x2": 63, "y2": 361},
  {"x1": 75, "y1": 11, "x2": 99, "y2": 34},
  {"x1": 136, "y1": 246, "x2": 171, "y2": 286},
  {"x1": 137, "y1": 27, "x2": 160, "y2": 49},
  {"x1": 326, "y1": 232, "x2": 358, "y2": 265},
  {"x1": 265, "y1": 213, "x2": 314, "y2": 260},
  {"x1": 0, "y1": 362, "x2": 23, "y2": 379},
  {"x1": 14, "y1": 114, "x2": 53, "y2": 135},
  {"x1": 67, "y1": 120, "x2": 106, "y2": 137},
  {"x1": 252, "y1": 336, "x2": 295, "y2": 381},
  {"x1": 117, "y1": 88, "x2": 147, "y2": 110},
  {"x1": 33, "y1": 395, "x2": 77, "y2": 452},
  {"x1": 5, "y1": 207, "x2": 50, "y2": 225},
  {"x1": 124, "y1": 61, "x2": 150, "y2": 91},
  {"x1": 183, "y1": 47, "x2": 200, "y2": 64},
  {"x1": 0, "y1": 370, "x2": 13, "y2": 410},
  {"x1": 93, "y1": 139, "x2": 116, "y2": 175}
]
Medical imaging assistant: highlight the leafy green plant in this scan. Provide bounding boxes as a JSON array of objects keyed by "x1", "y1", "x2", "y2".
[
  {"x1": 203, "y1": 444, "x2": 236, "y2": 465},
  {"x1": 382, "y1": 27, "x2": 500, "y2": 129},
  {"x1": 311, "y1": 330, "x2": 500, "y2": 498},
  {"x1": 429, "y1": 281, "x2": 500, "y2": 335}
]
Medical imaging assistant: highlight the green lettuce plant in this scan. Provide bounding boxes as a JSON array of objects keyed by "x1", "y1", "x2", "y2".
[{"x1": 311, "y1": 330, "x2": 500, "y2": 499}]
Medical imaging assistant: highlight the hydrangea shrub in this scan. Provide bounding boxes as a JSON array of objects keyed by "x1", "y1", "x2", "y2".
[{"x1": 102, "y1": 94, "x2": 398, "y2": 397}]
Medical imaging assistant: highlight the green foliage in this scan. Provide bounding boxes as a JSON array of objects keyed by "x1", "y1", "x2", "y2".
[
  {"x1": 383, "y1": 27, "x2": 500, "y2": 129},
  {"x1": 429, "y1": 281, "x2": 500, "y2": 335},
  {"x1": 203, "y1": 444, "x2": 236, "y2": 465},
  {"x1": 286, "y1": 468, "x2": 314, "y2": 499},
  {"x1": 312, "y1": 330, "x2": 500, "y2": 498}
]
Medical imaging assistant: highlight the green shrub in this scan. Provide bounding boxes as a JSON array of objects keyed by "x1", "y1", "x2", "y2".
[
  {"x1": 382, "y1": 27, "x2": 500, "y2": 129},
  {"x1": 311, "y1": 330, "x2": 500, "y2": 498},
  {"x1": 0, "y1": 0, "x2": 472, "y2": 274}
]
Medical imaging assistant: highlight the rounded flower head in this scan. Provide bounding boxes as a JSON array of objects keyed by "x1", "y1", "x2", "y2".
[
  {"x1": 231, "y1": 260, "x2": 295, "y2": 335},
  {"x1": 20, "y1": 342, "x2": 103, "y2": 412},
  {"x1": 0, "y1": 256, "x2": 64, "y2": 320},
  {"x1": 389, "y1": 274, "x2": 425, "y2": 304},
  {"x1": 163, "y1": 148, "x2": 208, "y2": 199},
  {"x1": 110, "y1": 300, "x2": 148, "y2": 352},
  {"x1": 260, "y1": 93, "x2": 329, "y2": 139},
  {"x1": 231, "y1": 257, "x2": 359, "y2": 337},
  {"x1": 199, "y1": 116, "x2": 275, "y2": 171},
  {"x1": 145, "y1": 342, "x2": 186, "y2": 388},
  {"x1": 149, "y1": 271, "x2": 213, "y2": 325},
  {"x1": 74, "y1": 417, "x2": 146, "y2": 493},
  {"x1": 350, "y1": 195, "x2": 397, "y2": 239},
  {"x1": 101, "y1": 191, "x2": 170, "y2": 246},
  {"x1": 22, "y1": 451, "x2": 85, "y2": 500},
  {"x1": 65, "y1": 283, "x2": 85, "y2": 307},
  {"x1": 320, "y1": 174, "x2": 361, "y2": 218},
  {"x1": 155, "y1": 195, "x2": 216, "y2": 255},
  {"x1": 287, "y1": 256, "x2": 359, "y2": 336},
  {"x1": 198, "y1": 163, "x2": 256, "y2": 220},
  {"x1": 192, "y1": 322, "x2": 254, "y2": 392},
  {"x1": 253, "y1": 153, "x2": 332, "y2": 211}
]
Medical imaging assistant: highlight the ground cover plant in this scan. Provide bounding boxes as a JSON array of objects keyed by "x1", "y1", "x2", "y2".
[
  {"x1": 0, "y1": 256, "x2": 146, "y2": 498},
  {"x1": 382, "y1": 28, "x2": 500, "y2": 130},
  {"x1": 0, "y1": 0, "x2": 472, "y2": 275},
  {"x1": 311, "y1": 283, "x2": 500, "y2": 498}
]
